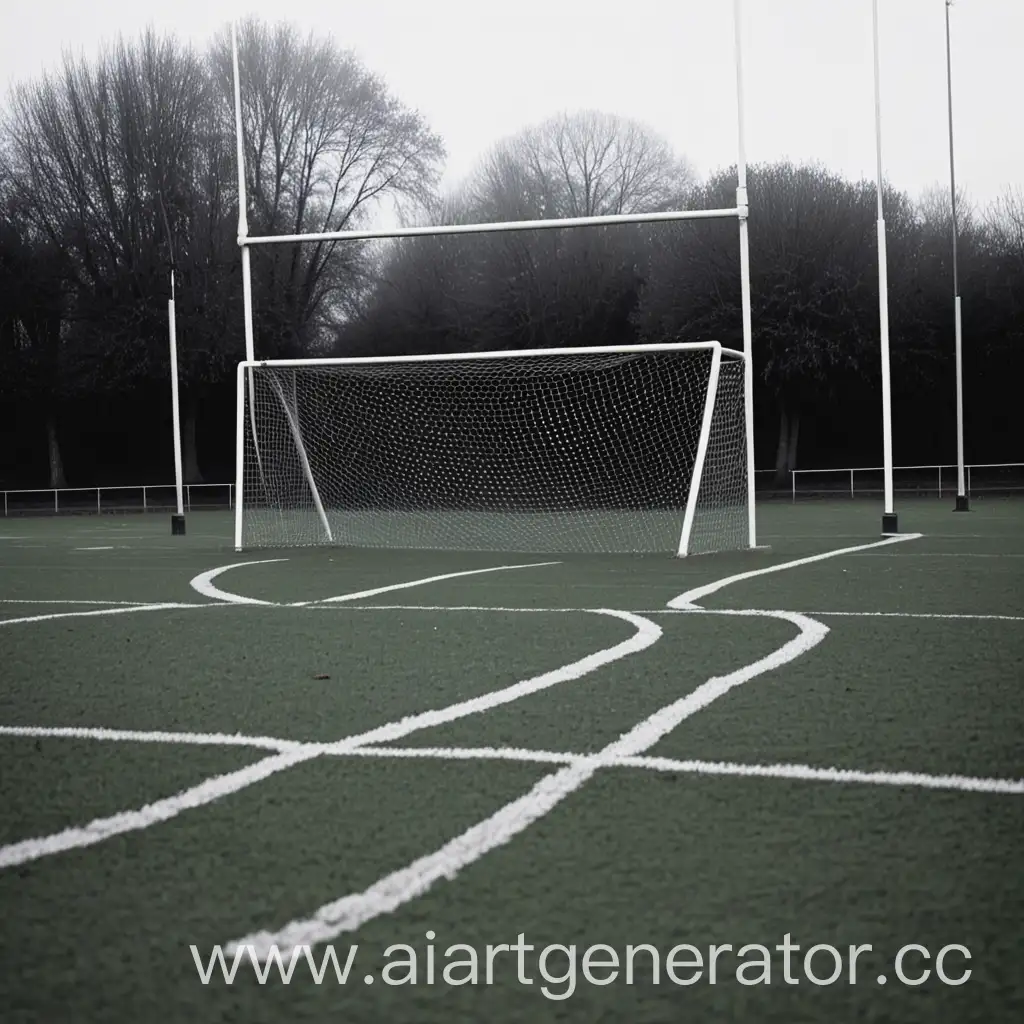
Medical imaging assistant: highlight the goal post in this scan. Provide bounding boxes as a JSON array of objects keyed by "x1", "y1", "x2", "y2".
[
  {"x1": 233, "y1": 341, "x2": 750, "y2": 556},
  {"x1": 228, "y1": 1, "x2": 759, "y2": 556}
]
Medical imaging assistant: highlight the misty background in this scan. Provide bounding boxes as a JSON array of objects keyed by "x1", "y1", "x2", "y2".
[{"x1": 0, "y1": 3, "x2": 1021, "y2": 496}]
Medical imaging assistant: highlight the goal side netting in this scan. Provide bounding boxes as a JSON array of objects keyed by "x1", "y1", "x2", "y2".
[{"x1": 233, "y1": 343, "x2": 750, "y2": 556}]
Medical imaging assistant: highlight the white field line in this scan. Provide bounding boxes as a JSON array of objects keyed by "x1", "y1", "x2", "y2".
[
  {"x1": 0, "y1": 749, "x2": 315, "y2": 871},
  {"x1": 188, "y1": 558, "x2": 560, "y2": 607},
  {"x1": 74, "y1": 546, "x2": 115, "y2": 551},
  {"x1": 667, "y1": 533, "x2": 924, "y2": 608},
  {"x1": 0, "y1": 599, "x2": 155, "y2": 606},
  {"x1": 302, "y1": 561, "x2": 562, "y2": 606},
  {"x1": 300, "y1": 604, "x2": 1024, "y2": 623},
  {"x1": 4, "y1": 600, "x2": 1014, "y2": 622},
  {"x1": 623, "y1": 754, "x2": 1024, "y2": 794},
  {"x1": 3, "y1": 725, "x2": 1017, "y2": 795},
  {"x1": 854, "y1": 552, "x2": 1024, "y2": 559},
  {"x1": 0, "y1": 609, "x2": 658, "y2": 871},
  {"x1": 189, "y1": 560, "x2": 288, "y2": 605},
  {"x1": 0, "y1": 725, "x2": 302, "y2": 753},
  {"x1": 227, "y1": 606, "x2": 824, "y2": 959},
  {"x1": 0, "y1": 602, "x2": 203, "y2": 628},
  {"x1": 344, "y1": 746, "x2": 1024, "y2": 795},
  {"x1": 764, "y1": 531, "x2": 1024, "y2": 540},
  {"x1": 309, "y1": 610, "x2": 659, "y2": 752},
  {"x1": 796, "y1": 610, "x2": 1024, "y2": 622},
  {"x1": 226, "y1": 534, "x2": 934, "y2": 958}
]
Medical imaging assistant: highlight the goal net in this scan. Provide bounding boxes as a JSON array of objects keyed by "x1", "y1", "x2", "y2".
[{"x1": 234, "y1": 342, "x2": 750, "y2": 556}]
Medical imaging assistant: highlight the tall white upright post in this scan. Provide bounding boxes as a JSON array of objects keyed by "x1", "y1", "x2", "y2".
[
  {"x1": 158, "y1": 190, "x2": 186, "y2": 536},
  {"x1": 230, "y1": 18, "x2": 331, "y2": 544},
  {"x1": 733, "y1": 0, "x2": 758, "y2": 551},
  {"x1": 231, "y1": 22, "x2": 254, "y2": 364},
  {"x1": 945, "y1": 0, "x2": 969, "y2": 512},
  {"x1": 168, "y1": 283, "x2": 185, "y2": 534},
  {"x1": 872, "y1": 0, "x2": 897, "y2": 535},
  {"x1": 232, "y1": 19, "x2": 265, "y2": 524}
]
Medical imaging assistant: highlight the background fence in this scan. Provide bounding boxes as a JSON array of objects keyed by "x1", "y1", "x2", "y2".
[
  {"x1": 1, "y1": 483, "x2": 233, "y2": 516},
  {"x1": 2, "y1": 463, "x2": 1021, "y2": 516},
  {"x1": 788, "y1": 462, "x2": 1024, "y2": 501}
]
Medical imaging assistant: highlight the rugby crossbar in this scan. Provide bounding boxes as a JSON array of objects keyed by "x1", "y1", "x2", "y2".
[
  {"x1": 240, "y1": 207, "x2": 744, "y2": 248},
  {"x1": 229, "y1": 0, "x2": 759, "y2": 553}
]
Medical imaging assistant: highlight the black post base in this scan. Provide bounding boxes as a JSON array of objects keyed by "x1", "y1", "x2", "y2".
[
  {"x1": 954, "y1": 495, "x2": 970, "y2": 512},
  {"x1": 171, "y1": 514, "x2": 186, "y2": 536},
  {"x1": 881, "y1": 512, "x2": 898, "y2": 536}
]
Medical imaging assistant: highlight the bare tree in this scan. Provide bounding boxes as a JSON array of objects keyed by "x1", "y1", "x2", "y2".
[
  {"x1": 432, "y1": 111, "x2": 691, "y2": 352},
  {"x1": 634, "y1": 161, "x2": 927, "y2": 482},
  {"x1": 976, "y1": 185, "x2": 1024, "y2": 361},
  {"x1": 470, "y1": 110, "x2": 694, "y2": 220},
  {"x1": 986, "y1": 186, "x2": 1024, "y2": 274},
  {"x1": 2, "y1": 29, "x2": 221, "y2": 479},
  {"x1": 2, "y1": 18, "x2": 445, "y2": 479},
  {"x1": 209, "y1": 17, "x2": 445, "y2": 355}
]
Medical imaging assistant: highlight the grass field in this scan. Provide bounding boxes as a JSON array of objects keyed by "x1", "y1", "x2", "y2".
[{"x1": 1, "y1": 498, "x2": 1022, "y2": 1023}]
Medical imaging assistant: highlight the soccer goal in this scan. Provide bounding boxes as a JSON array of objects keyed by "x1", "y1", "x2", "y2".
[
  {"x1": 233, "y1": 341, "x2": 748, "y2": 555},
  {"x1": 228, "y1": 1, "x2": 758, "y2": 557}
]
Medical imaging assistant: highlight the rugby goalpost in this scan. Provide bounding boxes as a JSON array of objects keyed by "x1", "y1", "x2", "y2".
[{"x1": 229, "y1": 1, "x2": 758, "y2": 557}]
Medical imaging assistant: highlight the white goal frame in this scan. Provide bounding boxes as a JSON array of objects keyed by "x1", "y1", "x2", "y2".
[
  {"x1": 229, "y1": 0, "x2": 758, "y2": 556},
  {"x1": 233, "y1": 340, "x2": 745, "y2": 555}
]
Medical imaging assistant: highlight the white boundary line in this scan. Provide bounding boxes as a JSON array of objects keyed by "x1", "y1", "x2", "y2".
[
  {"x1": 667, "y1": 532, "x2": 924, "y2": 608},
  {"x1": 303, "y1": 561, "x2": 562, "y2": 606},
  {"x1": 3, "y1": 727, "x2": 1018, "y2": 795},
  {"x1": 296, "y1": 603, "x2": 1024, "y2": 623},
  {"x1": 0, "y1": 599, "x2": 1020, "y2": 624},
  {"x1": 225, "y1": 532, "x2": 944, "y2": 957},
  {"x1": 0, "y1": 609, "x2": 657, "y2": 871},
  {"x1": 189, "y1": 560, "x2": 287, "y2": 604},
  {"x1": 6, "y1": 530, "x2": 1018, "y2": 955},
  {"x1": 0, "y1": 749, "x2": 314, "y2": 871},
  {"x1": 0, "y1": 599, "x2": 156, "y2": 606},
  {"x1": 345, "y1": 746, "x2": 1024, "y2": 795},
  {"x1": 188, "y1": 557, "x2": 561, "y2": 606},
  {"x1": 0, "y1": 603, "x2": 204, "y2": 628},
  {"x1": 794, "y1": 610, "x2": 1024, "y2": 622},
  {"x1": 0, "y1": 725, "x2": 302, "y2": 753},
  {"x1": 226, "y1": 606, "x2": 828, "y2": 957},
  {"x1": 853, "y1": 551, "x2": 1024, "y2": 559}
]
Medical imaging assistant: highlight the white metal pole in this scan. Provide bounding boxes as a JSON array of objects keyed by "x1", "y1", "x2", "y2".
[
  {"x1": 231, "y1": 21, "x2": 255, "y2": 364},
  {"x1": 157, "y1": 186, "x2": 186, "y2": 535},
  {"x1": 678, "y1": 345, "x2": 724, "y2": 556},
  {"x1": 231, "y1": 19, "x2": 263, "y2": 537},
  {"x1": 946, "y1": 0, "x2": 968, "y2": 511},
  {"x1": 872, "y1": 0, "x2": 897, "y2": 534},
  {"x1": 168, "y1": 289, "x2": 184, "y2": 521},
  {"x1": 734, "y1": 0, "x2": 758, "y2": 551},
  {"x1": 234, "y1": 362, "x2": 246, "y2": 551}
]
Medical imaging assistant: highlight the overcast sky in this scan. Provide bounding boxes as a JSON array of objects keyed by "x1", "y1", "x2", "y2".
[{"x1": 2, "y1": 0, "x2": 1021, "y2": 220}]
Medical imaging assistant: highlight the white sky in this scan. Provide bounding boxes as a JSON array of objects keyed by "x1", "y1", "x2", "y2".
[{"x1": 2, "y1": 0, "x2": 1021, "y2": 220}]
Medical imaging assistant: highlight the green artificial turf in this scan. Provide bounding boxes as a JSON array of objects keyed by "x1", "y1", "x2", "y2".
[{"x1": 0, "y1": 497, "x2": 1021, "y2": 1022}]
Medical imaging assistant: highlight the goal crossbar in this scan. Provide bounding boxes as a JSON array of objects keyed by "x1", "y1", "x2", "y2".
[
  {"x1": 240, "y1": 341, "x2": 746, "y2": 369},
  {"x1": 240, "y1": 206, "x2": 743, "y2": 248},
  {"x1": 228, "y1": 2, "x2": 758, "y2": 554}
]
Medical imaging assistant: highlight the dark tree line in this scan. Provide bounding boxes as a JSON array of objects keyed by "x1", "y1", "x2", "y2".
[
  {"x1": 0, "y1": 18, "x2": 443, "y2": 487},
  {"x1": 1, "y1": 18, "x2": 1021, "y2": 491},
  {"x1": 346, "y1": 153, "x2": 1023, "y2": 483}
]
